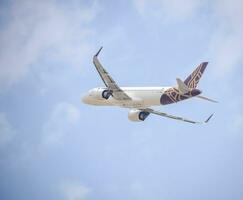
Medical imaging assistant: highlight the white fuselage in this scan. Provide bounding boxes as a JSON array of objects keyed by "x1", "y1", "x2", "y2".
[{"x1": 82, "y1": 87, "x2": 171, "y2": 108}]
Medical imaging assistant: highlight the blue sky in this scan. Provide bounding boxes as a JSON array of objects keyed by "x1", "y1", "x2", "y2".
[{"x1": 0, "y1": 0, "x2": 243, "y2": 200}]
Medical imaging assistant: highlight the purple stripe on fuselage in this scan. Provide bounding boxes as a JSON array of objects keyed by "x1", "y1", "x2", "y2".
[{"x1": 160, "y1": 88, "x2": 201, "y2": 105}]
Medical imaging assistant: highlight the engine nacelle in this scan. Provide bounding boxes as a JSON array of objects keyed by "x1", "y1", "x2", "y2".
[
  {"x1": 90, "y1": 88, "x2": 113, "y2": 100},
  {"x1": 128, "y1": 109, "x2": 150, "y2": 122}
]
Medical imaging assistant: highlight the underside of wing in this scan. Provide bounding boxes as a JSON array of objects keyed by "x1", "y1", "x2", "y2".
[
  {"x1": 140, "y1": 108, "x2": 213, "y2": 124},
  {"x1": 93, "y1": 47, "x2": 131, "y2": 101}
]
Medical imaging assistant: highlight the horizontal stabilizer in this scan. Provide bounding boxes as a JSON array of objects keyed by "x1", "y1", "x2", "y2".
[
  {"x1": 176, "y1": 78, "x2": 190, "y2": 94},
  {"x1": 197, "y1": 95, "x2": 218, "y2": 103}
]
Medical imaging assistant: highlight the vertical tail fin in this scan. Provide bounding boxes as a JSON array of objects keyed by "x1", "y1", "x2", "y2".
[{"x1": 184, "y1": 62, "x2": 208, "y2": 89}]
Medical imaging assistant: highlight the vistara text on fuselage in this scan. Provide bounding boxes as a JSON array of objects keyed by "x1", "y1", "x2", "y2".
[{"x1": 82, "y1": 47, "x2": 217, "y2": 123}]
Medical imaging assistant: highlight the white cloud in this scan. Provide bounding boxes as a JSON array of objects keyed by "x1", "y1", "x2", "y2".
[
  {"x1": 133, "y1": 0, "x2": 203, "y2": 23},
  {"x1": 41, "y1": 102, "x2": 80, "y2": 147},
  {"x1": 0, "y1": 113, "x2": 15, "y2": 146},
  {"x1": 60, "y1": 181, "x2": 92, "y2": 200},
  {"x1": 133, "y1": 0, "x2": 243, "y2": 77},
  {"x1": 0, "y1": 0, "x2": 98, "y2": 91},
  {"x1": 208, "y1": 0, "x2": 243, "y2": 77},
  {"x1": 209, "y1": 33, "x2": 242, "y2": 76}
]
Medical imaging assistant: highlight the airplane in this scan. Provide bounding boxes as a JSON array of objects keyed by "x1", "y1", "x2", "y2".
[{"x1": 82, "y1": 47, "x2": 217, "y2": 124}]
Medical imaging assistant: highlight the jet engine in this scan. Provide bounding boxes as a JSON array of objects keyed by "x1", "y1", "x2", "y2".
[
  {"x1": 90, "y1": 88, "x2": 113, "y2": 100},
  {"x1": 101, "y1": 89, "x2": 113, "y2": 99},
  {"x1": 128, "y1": 109, "x2": 150, "y2": 122}
]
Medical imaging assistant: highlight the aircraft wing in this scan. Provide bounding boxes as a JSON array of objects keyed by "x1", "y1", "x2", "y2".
[
  {"x1": 93, "y1": 47, "x2": 132, "y2": 101},
  {"x1": 140, "y1": 108, "x2": 213, "y2": 124}
]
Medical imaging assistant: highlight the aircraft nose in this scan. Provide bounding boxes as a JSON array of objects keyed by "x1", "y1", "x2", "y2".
[{"x1": 81, "y1": 94, "x2": 90, "y2": 104}]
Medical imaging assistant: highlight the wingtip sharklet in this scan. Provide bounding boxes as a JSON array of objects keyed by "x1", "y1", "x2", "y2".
[
  {"x1": 205, "y1": 114, "x2": 214, "y2": 123},
  {"x1": 94, "y1": 46, "x2": 103, "y2": 57}
]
